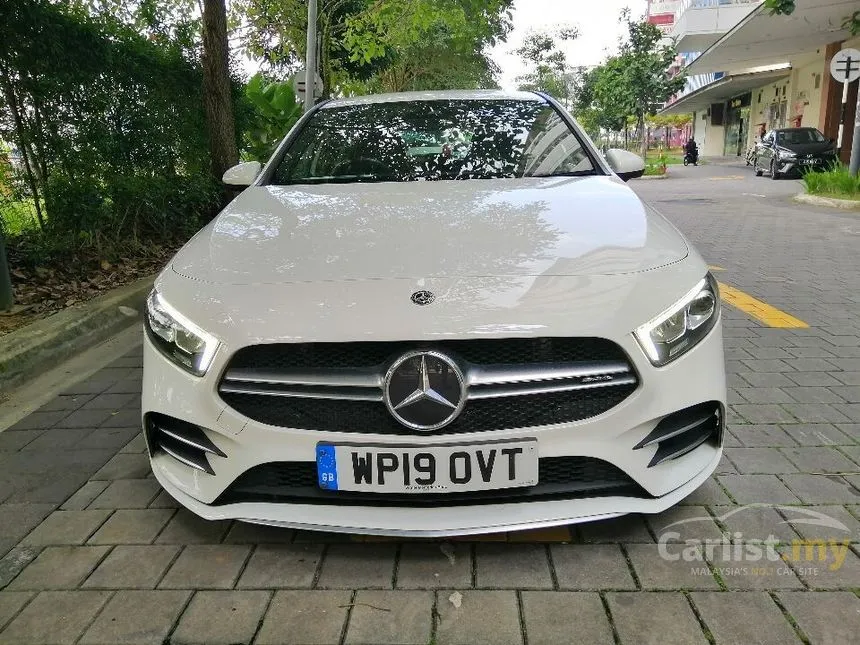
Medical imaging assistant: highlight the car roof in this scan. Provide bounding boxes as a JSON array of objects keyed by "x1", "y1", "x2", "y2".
[
  {"x1": 321, "y1": 89, "x2": 546, "y2": 109},
  {"x1": 775, "y1": 127, "x2": 818, "y2": 132}
]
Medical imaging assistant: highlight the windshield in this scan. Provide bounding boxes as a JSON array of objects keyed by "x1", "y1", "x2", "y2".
[
  {"x1": 777, "y1": 129, "x2": 827, "y2": 145},
  {"x1": 271, "y1": 99, "x2": 598, "y2": 185}
]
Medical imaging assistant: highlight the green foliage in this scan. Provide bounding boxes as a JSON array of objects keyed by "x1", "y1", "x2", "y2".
[
  {"x1": 515, "y1": 27, "x2": 578, "y2": 105},
  {"x1": 763, "y1": 0, "x2": 795, "y2": 16},
  {"x1": 244, "y1": 73, "x2": 303, "y2": 162},
  {"x1": 802, "y1": 164, "x2": 860, "y2": 200}
]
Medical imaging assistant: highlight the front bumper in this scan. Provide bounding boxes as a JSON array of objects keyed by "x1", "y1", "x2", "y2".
[
  {"x1": 142, "y1": 318, "x2": 726, "y2": 537},
  {"x1": 778, "y1": 156, "x2": 836, "y2": 176}
]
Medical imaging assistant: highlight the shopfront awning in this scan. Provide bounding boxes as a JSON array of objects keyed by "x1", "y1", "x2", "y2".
[
  {"x1": 685, "y1": 0, "x2": 856, "y2": 75},
  {"x1": 659, "y1": 66, "x2": 792, "y2": 114}
]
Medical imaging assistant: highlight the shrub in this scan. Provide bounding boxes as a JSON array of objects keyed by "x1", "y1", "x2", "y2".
[{"x1": 802, "y1": 165, "x2": 860, "y2": 200}]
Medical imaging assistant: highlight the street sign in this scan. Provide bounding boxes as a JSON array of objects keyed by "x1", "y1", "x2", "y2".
[
  {"x1": 289, "y1": 69, "x2": 323, "y2": 103},
  {"x1": 830, "y1": 48, "x2": 860, "y2": 84}
]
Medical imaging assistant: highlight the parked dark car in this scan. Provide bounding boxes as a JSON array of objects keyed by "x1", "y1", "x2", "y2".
[{"x1": 753, "y1": 127, "x2": 838, "y2": 179}]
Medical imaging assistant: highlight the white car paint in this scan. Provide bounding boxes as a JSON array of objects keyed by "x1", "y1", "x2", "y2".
[{"x1": 143, "y1": 90, "x2": 725, "y2": 536}]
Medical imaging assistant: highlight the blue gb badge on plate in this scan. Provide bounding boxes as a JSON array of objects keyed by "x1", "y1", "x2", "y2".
[{"x1": 316, "y1": 444, "x2": 338, "y2": 490}]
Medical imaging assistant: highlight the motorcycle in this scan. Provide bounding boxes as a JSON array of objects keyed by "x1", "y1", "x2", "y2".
[{"x1": 683, "y1": 149, "x2": 699, "y2": 166}]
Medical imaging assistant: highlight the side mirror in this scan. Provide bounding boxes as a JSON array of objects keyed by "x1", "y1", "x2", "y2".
[
  {"x1": 605, "y1": 149, "x2": 645, "y2": 182},
  {"x1": 222, "y1": 161, "x2": 262, "y2": 187}
]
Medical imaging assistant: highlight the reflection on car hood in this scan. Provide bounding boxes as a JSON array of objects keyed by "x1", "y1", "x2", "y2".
[{"x1": 171, "y1": 176, "x2": 689, "y2": 285}]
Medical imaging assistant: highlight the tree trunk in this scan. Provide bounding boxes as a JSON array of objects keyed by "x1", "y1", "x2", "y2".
[
  {"x1": 201, "y1": 0, "x2": 238, "y2": 182},
  {"x1": 638, "y1": 114, "x2": 647, "y2": 158}
]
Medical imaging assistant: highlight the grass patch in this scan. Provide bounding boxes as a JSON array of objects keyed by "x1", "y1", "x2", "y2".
[
  {"x1": 802, "y1": 165, "x2": 860, "y2": 201},
  {"x1": 0, "y1": 199, "x2": 42, "y2": 235}
]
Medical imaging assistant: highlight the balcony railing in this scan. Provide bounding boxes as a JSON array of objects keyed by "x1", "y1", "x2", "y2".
[{"x1": 674, "y1": 0, "x2": 760, "y2": 21}]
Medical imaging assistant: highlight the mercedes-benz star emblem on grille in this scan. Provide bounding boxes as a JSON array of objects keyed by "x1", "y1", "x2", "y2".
[
  {"x1": 384, "y1": 351, "x2": 466, "y2": 431},
  {"x1": 410, "y1": 290, "x2": 435, "y2": 306}
]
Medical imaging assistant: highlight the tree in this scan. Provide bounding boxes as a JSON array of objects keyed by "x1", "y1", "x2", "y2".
[
  {"x1": 202, "y1": 0, "x2": 239, "y2": 180},
  {"x1": 514, "y1": 27, "x2": 578, "y2": 106},
  {"x1": 615, "y1": 13, "x2": 685, "y2": 157}
]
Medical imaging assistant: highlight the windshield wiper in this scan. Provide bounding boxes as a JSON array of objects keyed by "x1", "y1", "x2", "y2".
[{"x1": 532, "y1": 170, "x2": 599, "y2": 178}]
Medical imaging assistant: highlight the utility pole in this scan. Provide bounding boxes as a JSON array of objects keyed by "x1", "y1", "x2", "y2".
[
  {"x1": 304, "y1": 0, "x2": 318, "y2": 114},
  {"x1": 850, "y1": 93, "x2": 860, "y2": 177}
]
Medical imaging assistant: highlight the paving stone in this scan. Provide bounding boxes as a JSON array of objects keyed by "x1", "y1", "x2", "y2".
[
  {"x1": 317, "y1": 544, "x2": 396, "y2": 589},
  {"x1": 20, "y1": 510, "x2": 111, "y2": 546},
  {"x1": 0, "y1": 548, "x2": 40, "y2": 589},
  {"x1": 578, "y1": 514, "x2": 654, "y2": 543},
  {"x1": 221, "y1": 521, "x2": 293, "y2": 543},
  {"x1": 91, "y1": 453, "x2": 150, "y2": 480},
  {"x1": 785, "y1": 371, "x2": 842, "y2": 386},
  {"x1": 689, "y1": 591, "x2": 801, "y2": 645},
  {"x1": 784, "y1": 387, "x2": 847, "y2": 404},
  {"x1": 834, "y1": 372, "x2": 860, "y2": 385},
  {"x1": 781, "y1": 423, "x2": 852, "y2": 446},
  {"x1": 81, "y1": 393, "x2": 137, "y2": 410},
  {"x1": 148, "y1": 489, "x2": 181, "y2": 509},
  {"x1": 678, "y1": 478, "x2": 733, "y2": 505},
  {"x1": 606, "y1": 591, "x2": 708, "y2": 645},
  {"x1": 237, "y1": 544, "x2": 322, "y2": 589},
  {"x1": 256, "y1": 590, "x2": 350, "y2": 645},
  {"x1": 103, "y1": 378, "x2": 144, "y2": 397},
  {"x1": 53, "y1": 409, "x2": 115, "y2": 429},
  {"x1": 738, "y1": 372, "x2": 794, "y2": 388},
  {"x1": 782, "y1": 404, "x2": 850, "y2": 423},
  {"x1": 731, "y1": 425, "x2": 797, "y2": 447},
  {"x1": 835, "y1": 423, "x2": 860, "y2": 441},
  {"x1": 8, "y1": 546, "x2": 109, "y2": 590},
  {"x1": 99, "y1": 409, "x2": 142, "y2": 429},
  {"x1": 60, "y1": 378, "x2": 116, "y2": 396},
  {"x1": 0, "y1": 431, "x2": 43, "y2": 452},
  {"x1": 782, "y1": 542, "x2": 860, "y2": 589},
  {"x1": 781, "y1": 474, "x2": 860, "y2": 503},
  {"x1": 20, "y1": 427, "x2": 94, "y2": 452},
  {"x1": 76, "y1": 427, "x2": 139, "y2": 452},
  {"x1": 716, "y1": 454, "x2": 738, "y2": 474},
  {"x1": 735, "y1": 388, "x2": 794, "y2": 404},
  {"x1": 87, "y1": 509, "x2": 174, "y2": 544},
  {"x1": 521, "y1": 591, "x2": 614, "y2": 644},
  {"x1": 61, "y1": 481, "x2": 109, "y2": 511},
  {"x1": 36, "y1": 395, "x2": 95, "y2": 413},
  {"x1": 833, "y1": 403, "x2": 860, "y2": 422},
  {"x1": 0, "y1": 591, "x2": 110, "y2": 645},
  {"x1": 154, "y1": 509, "x2": 231, "y2": 544},
  {"x1": 159, "y1": 545, "x2": 250, "y2": 589},
  {"x1": 647, "y1": 505, "x2": 724, "y2": 542},
  {"x1": 119, "y1": 434, "x2": 147, "y2": 454},
  {"x1": 79, "y1": 589, "x2": 190, "y2": 645},
  {"x1": 707, "y1": 548, "x2": 803, "y2": 590},
  {"x1": 831, "y1": 385, "x2": 860, "y2": 402},
  {"x1": 724, "y1": 448, "x2": 798, "y2": 474},
  {"x1": 171, "y1": 590, "x2": 270, "y2": 645},
  {"x1": 435, "y1": 590, "x2": 522, "y2": 645},
  {"x1": 6, "y1": 411, "x2": 67, "y2": 431},
  {"x1": 83, "y1": 545, "x2": 180, "y2": 589},
  {"x1": 475, "y1": 544, "x2": 552, "y2": 589},
  {"x1": 88, "y1": 478, "x2": 160, "y2": 509},
  {"x1": 711, "y1": 504, "x2": 800, "y2": 542},
  {"x1": 717, "y1": 475, "x2": 800, "y2": 505},
  {"x1": 396, "y1": 543, "x2": 473, "y2": 589},
  {"x1": 782, "y1": 505, "x2": 860, "y2": 543},
  {"x1": 778, "y1": 591, "x2": 860, "y2": 644},
  {"x1": 782, "y1": 447, "x2": 857, "y2": 473},
  {"x1": 550, "y1": 544, "x2": 635, "y2": 590},
  {"x1": 625, "y1": 543, "x2": 719, "y2": 590},
  {"x1": 0, "y1": 504, "x2": 58, "y2": 549},
  {"x1": 344, "y1": 590, "x2": 432, "y2": 644},
  {"x1": 733, "y1": 404, "x2": 796, "y2": 424},
  {"x1": 0, "y1": 593, "x2": 31, "y2": 631},
  {"x1": 3, "y1": 470, "x2": 94, "y2": 505}
]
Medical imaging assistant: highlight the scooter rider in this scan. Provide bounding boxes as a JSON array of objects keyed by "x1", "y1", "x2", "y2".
[{"x1": 684, "y1": 138, "x2": 699, "y2": 165}]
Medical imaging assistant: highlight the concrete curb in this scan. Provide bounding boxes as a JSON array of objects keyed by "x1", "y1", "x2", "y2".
[
  {"x1": 637, "y1": 173, "x2": 669, "y2": 180},
  {"x1": 793, "y1": 193, "x2": 860, "y2": 211},
  {"x1": 0, "y1": 275, "x2": 154, "y2": 391}
]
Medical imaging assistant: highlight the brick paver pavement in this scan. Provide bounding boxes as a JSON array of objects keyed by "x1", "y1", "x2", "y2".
[{"x1": 1, "y1": 164, "x2": 859, "y2": 643}]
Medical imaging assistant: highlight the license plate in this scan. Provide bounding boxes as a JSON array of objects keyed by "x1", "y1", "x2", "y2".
[
  {"x1": 315, "y1": 440, "x2": 538, "y2": 493},
  {"x1": 801, "y1": 159, "x2": 817, "y2": 165}
]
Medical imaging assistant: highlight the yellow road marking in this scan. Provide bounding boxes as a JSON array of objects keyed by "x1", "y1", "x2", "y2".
[
  {"x1": 718, "y1": 282, "x2": 809, "y2": 329},
  {"x1": 708, "y1": 265, "x2": 725, "y2": 272},
  {"x1": 708, "y1": 175, "x2": 746, "y2": 180}
]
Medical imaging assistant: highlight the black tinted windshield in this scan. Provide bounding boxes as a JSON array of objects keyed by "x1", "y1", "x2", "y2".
[
  {"x1": 271, "y1": 99, "x2": 598, "y2": 185},
  {"x1": 777, "y1": 129, "x2": 827, "y2": 145}
]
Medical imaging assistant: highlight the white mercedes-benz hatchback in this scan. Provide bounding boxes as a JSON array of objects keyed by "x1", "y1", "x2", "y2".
[{"x1": 143, "y1": 90, "x2": 725, "y2": 536}]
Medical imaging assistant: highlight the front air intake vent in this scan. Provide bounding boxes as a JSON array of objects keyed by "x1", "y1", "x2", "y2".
[
  {"x1": 635, "y1": 402, "x2": 723, "y2": 468},
  {"x1": 145, "y1": 413, "x2": 226, "y2": 475}
]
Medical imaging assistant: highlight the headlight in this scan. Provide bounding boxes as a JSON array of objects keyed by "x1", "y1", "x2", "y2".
[
  {"x1": 634, "y1": 274, "x2": 720, "y2": 367},
  {"x1": 780, "y1": 150, "x2": 797, "y2": 159},
  {"x1": 145, "y1": 289, "x2": 220, "y2": 376}
]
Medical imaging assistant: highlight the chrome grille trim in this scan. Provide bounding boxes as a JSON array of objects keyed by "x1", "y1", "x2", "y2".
[
  {"x1": 220, "y1": 361, "x2": 635, "y2": 403},
  {"x1": 157, "y1": 426, "x2": 227, "y2": 456},
  {"x1": 160, "y1": 443, "x2": 214, "y2": 475}
]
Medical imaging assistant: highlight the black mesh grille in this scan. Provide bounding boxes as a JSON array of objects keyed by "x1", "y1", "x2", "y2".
[
  {"x1": 214, "y1": 457, "x2": 650, "y2": 507},
  {"x1": 226, "y1": 337, "x2": 629, "y2": 370},
  {"x1": 220, "y1": 337, "x2": 637, "y2": 434},
  {"x1": 220, "y1": 384, "x2": 637, "y2": 434}
]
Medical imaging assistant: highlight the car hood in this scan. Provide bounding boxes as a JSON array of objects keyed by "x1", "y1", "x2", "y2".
[
  {"x1": 171, "y1": 176, "x2": 688, "y2": 285},
  {"x1": 780, "y1": 142, "x2": 836, "y2": 156}
]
